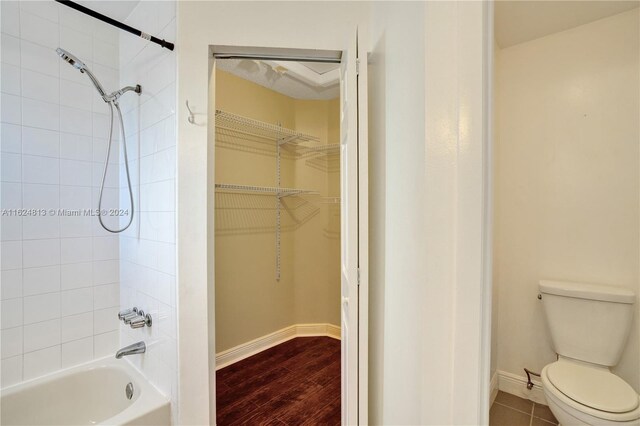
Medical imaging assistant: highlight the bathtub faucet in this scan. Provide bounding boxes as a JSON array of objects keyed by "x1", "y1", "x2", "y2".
[{"x1": 115, "y1": 341, "x2": 146, "y2": 359}]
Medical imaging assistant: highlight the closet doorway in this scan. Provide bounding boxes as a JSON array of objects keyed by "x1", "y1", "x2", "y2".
[{"x1": 209, "y1": 42, "x2": 368, "y2": 426}]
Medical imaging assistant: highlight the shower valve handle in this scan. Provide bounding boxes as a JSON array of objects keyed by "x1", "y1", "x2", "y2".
[
  {"x1": 118, "y1": 307, "x2": 138, "y2": 320},
  {"x1": 123, "y1": 310, "x2": 142, "y2": 324},
  {"x1": 129, "y1": 312, "x2": 152, "y2": 329}
]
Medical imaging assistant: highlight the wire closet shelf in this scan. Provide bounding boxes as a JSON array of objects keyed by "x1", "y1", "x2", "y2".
[
  {"x1": 215, "y1": 109, "x2": 340, "y2": 166},
  {"x1": 215, "y1": 109, "x2": 320, "y2": 145},
  {"x1": 214, "y1": 183, "x2": 317, "y2": 198},
  {"x1": 214, "y1": 109, "x2": 337, "y2": 281}
]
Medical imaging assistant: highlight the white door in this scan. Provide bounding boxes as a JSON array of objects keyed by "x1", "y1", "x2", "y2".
[{"x1": 341, "y1": 29, "x2": 367, "y2": 425}]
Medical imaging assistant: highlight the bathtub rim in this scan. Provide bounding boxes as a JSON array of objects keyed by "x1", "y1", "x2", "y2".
[{"x1": 0, "y1": 355, "x2": 170, "y2": 425}]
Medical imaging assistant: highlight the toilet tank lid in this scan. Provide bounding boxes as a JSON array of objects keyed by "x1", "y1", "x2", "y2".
[{"x1": 539, "y1": 280, "x2": 636, "y2": 304}]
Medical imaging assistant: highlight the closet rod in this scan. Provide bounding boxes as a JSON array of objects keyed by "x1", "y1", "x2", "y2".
[
  {"x1": 213, "y1": 54, "x2": 339, "y2": 63},
  {"x1": 55, "y1": 0, "x2": 175, "y2": 51}
]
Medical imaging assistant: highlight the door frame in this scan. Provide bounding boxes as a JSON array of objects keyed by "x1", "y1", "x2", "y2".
[
  {"x1": 207, "y1": 43, "x2": 368, "y2": 424},
  {"x1": 356, "y1": 31, "x2": 369, "y2": 426}
]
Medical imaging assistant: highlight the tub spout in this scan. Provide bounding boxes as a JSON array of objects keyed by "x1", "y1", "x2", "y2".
[{"x1": 115, "y1": 341, "x2": 146, "y2": 359}]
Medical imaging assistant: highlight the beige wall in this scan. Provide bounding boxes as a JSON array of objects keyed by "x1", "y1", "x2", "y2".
[
  {"x1": 292, "y1": 100, "x2": 341, "y2": 327},
  {"x1": 494, "y1": 9, "x2": 640, "y2": 391},
  {"x1": 214, "y1": 70, "x2": 340, "y2": 352}
]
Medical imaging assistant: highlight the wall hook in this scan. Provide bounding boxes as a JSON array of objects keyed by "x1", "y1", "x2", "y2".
[{"x1": 186, "y1": 100, "x2": 195, "y2": 124}]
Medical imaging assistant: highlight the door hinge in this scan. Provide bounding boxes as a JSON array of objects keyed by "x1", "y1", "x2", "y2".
[
  {"x1": 356, "y1": 58, "x2": 360, "y2": 76},
  {"x1": 357, "y1": 268, "x2": 360, "y2": 286}
]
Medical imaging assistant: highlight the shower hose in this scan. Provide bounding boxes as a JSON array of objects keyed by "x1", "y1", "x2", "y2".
[{"x1": 98, "y1": 101, "x2": 134, "y2": 233}]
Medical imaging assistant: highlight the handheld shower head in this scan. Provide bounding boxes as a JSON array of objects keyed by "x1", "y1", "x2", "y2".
[
  {"x1": 56, "y1": 47, "x2": 108, "y2": 99},
  {"x1": 55, "y1": 47, "x2": 140, "y2": 234},
  {"x1": 56, "y1": 47, "x2": 86, "y2": 72}
]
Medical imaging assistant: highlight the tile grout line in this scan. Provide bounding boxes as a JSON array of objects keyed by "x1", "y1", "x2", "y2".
[
  {"x1": 58, "y1": 12, "x2": 63, "y2": 372},
  {"x1": 493, "y1": 401, "x2": 531, "y2": 416},
  {"x1": 18, "y1": 1, "x2": 26, "y2": 384},
  {"x1": 89, "y1": 32, "x2": 97, "y2": 358},
  {"x1": 530, "y1": 403, "x2": 535, "y2": 426}
]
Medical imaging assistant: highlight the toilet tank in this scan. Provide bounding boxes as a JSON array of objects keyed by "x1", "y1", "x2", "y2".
[{"x1": 539, "y1": 280, "x2": 636, "y2": 367}]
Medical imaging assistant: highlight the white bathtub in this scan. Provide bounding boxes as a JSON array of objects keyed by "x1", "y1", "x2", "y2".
[{"x1": 0, "y1": 357, "x2": 170, "y2": 425}]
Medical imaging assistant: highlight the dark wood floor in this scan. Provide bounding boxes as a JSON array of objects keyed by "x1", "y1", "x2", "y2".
[{"x1": 216, "y1": 336, "x2": 341, "y2": 425}]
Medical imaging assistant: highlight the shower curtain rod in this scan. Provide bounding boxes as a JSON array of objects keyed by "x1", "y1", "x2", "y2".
[{"x1": 55, "y1": 0, "x2": 175, "y2": 51}]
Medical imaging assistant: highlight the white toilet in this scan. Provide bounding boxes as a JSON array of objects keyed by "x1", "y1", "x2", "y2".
[{"x1": 539, "y1": 280, "x2": 640, "y2": 426}]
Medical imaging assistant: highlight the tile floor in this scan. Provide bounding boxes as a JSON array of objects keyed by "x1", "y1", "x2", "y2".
[{"x1": 490, "y1": 391, "x2": 558, "y2": 426}]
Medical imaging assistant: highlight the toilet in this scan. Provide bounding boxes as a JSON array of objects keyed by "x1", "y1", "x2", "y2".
[{"x1": 539, "y1": 280, "x2": 640, "y2": 426}]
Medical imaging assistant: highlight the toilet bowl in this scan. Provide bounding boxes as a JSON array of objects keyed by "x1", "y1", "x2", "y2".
[
  {"x1": 539, "y1": 280, "x2": 639, "y2": 426},
  {"x1": 541, "y1": 359, "x2": 640, "y2": 426}
]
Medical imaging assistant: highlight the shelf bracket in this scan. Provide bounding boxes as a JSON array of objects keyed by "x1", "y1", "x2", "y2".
[{"x1": 278, "y1": 135, "x2": 300, "y2": 146}]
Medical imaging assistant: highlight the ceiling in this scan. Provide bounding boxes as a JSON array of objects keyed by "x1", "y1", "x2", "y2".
[
  {"x1": 495, "y1": 0, "x2": 639, "y2": 48},
  {"x1": 302, "y1": 62, "x2": 340, "y2": 74},
  {"x1": 75, "y1": 1, "x2": 139, "y2": 21},
  {"x1": 217, "y1": 59, "x2": 340, "y2": 100},
  {"x1": 69, "y1": 1, "x2": 640, "y2": 52}
]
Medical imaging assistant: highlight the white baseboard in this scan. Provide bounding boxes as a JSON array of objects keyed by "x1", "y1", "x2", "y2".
[
  {"x1": 490, "y1": 372, "x2": 499, "y2": 406},
  {"x1": 215, "y1": 323, "x2": 341, "y2": 370},
  {"x1": 295, "y1": 323, "x2": 341, "y2": 340},
  {"x1": 497, "y1": 370, "x2": 547, "y2": 405}
]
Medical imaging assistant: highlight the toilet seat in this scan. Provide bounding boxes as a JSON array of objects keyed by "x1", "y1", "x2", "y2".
[
  {"x1": 547, "y1": 359, "x2": 638, "y2": 413},
  {"x1": 542, "y1": 360, "x2": 640, "y2": 423}
]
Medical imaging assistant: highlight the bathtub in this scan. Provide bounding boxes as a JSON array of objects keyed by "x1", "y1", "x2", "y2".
[{"x1": 0, "y1": 357, "x2": 170, "y2": 425}]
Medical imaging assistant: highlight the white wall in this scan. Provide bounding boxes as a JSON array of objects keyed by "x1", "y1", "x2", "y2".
[
  {"x1": 367, "y1": 11, "x2": 387, "y2": 423},
  {"x1": 177, "y1": 2, "x2": 369, "y2": 423},
  {"x1": 369, "y1": 4, "x2": 427, "y2": 423},
  {"x1": 0, "y1": 1, "x2": 493, "y2": 422},
  {"x1": 491, "y1": 37, "x2": 500, "y2": 383},
  {"x1": 494, "y1": 9, "x2": 640, "y2": 392},
  {"x1": 176, "y1": 1, "x2": 490, "y2": 424},
  {"x1": 1, "y1": 0, "x2": 121, "y2": 387},
  {"x1": 116, "y1": 0, "x2": 178, "y2": 420},
  {"x1": 369, "y1": 1, "x2": 491, "y2": 424}
]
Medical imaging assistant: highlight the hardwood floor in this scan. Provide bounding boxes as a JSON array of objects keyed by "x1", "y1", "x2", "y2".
[{"x1": 216, "y1": 336, "x2": 341, "y2": 425}]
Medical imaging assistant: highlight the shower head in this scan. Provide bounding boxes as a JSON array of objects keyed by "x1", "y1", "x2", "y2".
[
  {"x1": 56, "y1": 48, "x2": 86, "y2": 72},
  {"x1": 56, "y1": 47, "x2": 107, "y2": 99}
]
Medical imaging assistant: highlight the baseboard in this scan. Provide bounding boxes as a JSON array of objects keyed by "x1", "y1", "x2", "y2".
[
  {"x1": 497, "y1": 370, "x2": 547, "y2": 405},
  {"x1": 215, "y1": 323, "x2": 341, "y2": 370},
  {"x1": 490, "y1": 372, "x2": 499, "y2": 406},
  {"x1": 295, "y1": 323, "x2": 341, "y2": 340},
  {"x1": 326, "y1": 324, "x2": 340, "y2": 339}
]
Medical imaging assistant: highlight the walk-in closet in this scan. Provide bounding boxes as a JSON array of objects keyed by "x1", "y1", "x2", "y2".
[{"x1": 213, "y1": 59, "x2": 342, "y2": 424}]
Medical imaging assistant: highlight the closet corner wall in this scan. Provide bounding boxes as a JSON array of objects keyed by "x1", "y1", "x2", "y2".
[{"x1": 213, "y1": 69, "x2": 341, "y2": 355}]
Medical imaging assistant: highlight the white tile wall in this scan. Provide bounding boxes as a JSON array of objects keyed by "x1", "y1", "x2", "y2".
[
  {"x1": 61, "y1": 336, "x2": 93, "y2": 367},
  {"x1": 0, "y1": 1, "x2": 122, "y2": 388},
  {"x1": 23, "y1": 265, "x2": 60, "y2": 296},
  {"x1": 23, "y1": 345, "x2": 60, "y2": 380},
  {"x1": 118, "y1": 1, "x2": 178, "y2": 420}
]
